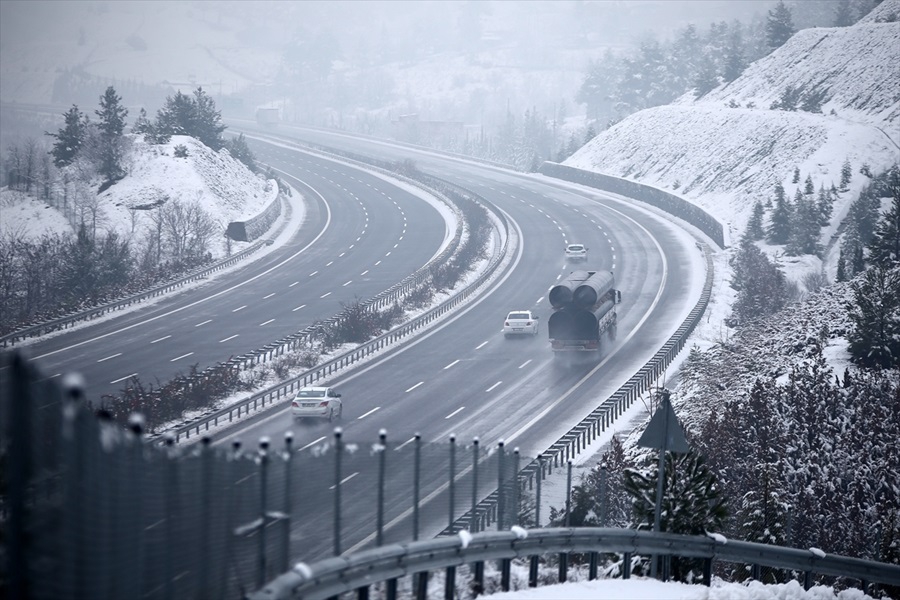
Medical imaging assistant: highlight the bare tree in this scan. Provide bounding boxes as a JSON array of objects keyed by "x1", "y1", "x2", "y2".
[
  {"x1": 21, "y1": 137, "x2": 39, "y2": 194},
  {"x1": 4, "y1": 141, "x2": 23, "y2": 190}
]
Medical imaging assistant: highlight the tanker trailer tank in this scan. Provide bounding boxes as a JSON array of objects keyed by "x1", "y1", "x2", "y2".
[
  {"x1": 572, "y1": 271, "x2": 616, "y2": 309},
  {"x1": 548, "y1": 270, "x2": 591, "y2": 309}
]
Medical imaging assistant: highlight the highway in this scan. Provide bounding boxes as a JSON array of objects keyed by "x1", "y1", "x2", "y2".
[
  {"x1": 16, "y1": 151, "x2": 452, "y2": 402},
  {"x1": 210, "y1": 125, "x2": 706, "y2": 562}
]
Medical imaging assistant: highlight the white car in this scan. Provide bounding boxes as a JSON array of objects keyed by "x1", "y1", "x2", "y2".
[
  {"x1": 503, "y1": 310, "x2": 540, "y2": 337},
  {"x1": 291, "y1": 386, "x2": 343, "y2": 421},
  {"x1": 565, "y1": 244, "x2": 588, "y2": 261}
]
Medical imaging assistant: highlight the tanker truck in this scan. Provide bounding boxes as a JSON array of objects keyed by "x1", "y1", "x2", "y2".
[{"x1": 548, "y1": 270, "x2": 619, "y2": 352}]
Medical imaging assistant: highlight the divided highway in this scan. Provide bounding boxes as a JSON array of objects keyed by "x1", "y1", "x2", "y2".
[{"x1": 215, "y1": 125, "x2": 707, "y2": 562}]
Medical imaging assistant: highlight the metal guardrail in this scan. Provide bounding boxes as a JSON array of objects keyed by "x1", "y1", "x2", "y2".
[
  {"x1": 0, "y1": 190, "x2": 287, "y2": 347},
  {"x1": 249, "y1": 527, "x2": 900, "y2": 600},
  {"x1": 161, "y1": 184, "x2": 511, "y2": 443},
  {"x1": 440, "y1": 246, "x2": 715, "y2": 536},
  {"x1": 540, "y1": 162, "x2": 726, "y2": 249}
]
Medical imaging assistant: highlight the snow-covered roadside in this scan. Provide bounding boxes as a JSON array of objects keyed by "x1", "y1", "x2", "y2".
[{"x1": 483, "y1": 576, "x2": 876, "y2": 600}]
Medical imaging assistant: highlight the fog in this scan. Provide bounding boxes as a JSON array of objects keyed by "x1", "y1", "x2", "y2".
[{"x1": 3, "y1": 0, "x2": 848, "y2": 154}]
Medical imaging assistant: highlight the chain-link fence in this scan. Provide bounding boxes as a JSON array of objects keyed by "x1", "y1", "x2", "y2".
[{"x1": 1, "y1": 351, "x2": 545, "y2": 600}]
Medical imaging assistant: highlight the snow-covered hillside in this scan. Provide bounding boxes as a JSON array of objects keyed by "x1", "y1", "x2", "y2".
[
  {"x1": 0, "y1": 134, "x2": 276, "y2": 259},
  {"x1": 564, "y1": 1, "x2": 900, "y2": 248},
  {"x1": 691, "y1": 21, "x2": 900, "y2": 128}
]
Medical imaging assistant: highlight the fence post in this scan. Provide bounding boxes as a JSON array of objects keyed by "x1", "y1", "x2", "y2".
[
  {"x1": 413, "y1": 433, "x2": 422, "y2": 541},
  {"x1": 164, "y1": 434, "x2": 179, "y2": 600},
  {"x1": 199, "y1": 436, "x2": 213, "y2": 598},
  {"x1": 282, "y1": 432, "x2": 293, "y2": 573},
  {"x1": 535, "y1": 454, "x2": 543, "y2": 528},
  {"x1": 221, "y1": 441, "x2": 242, "y2": 591},
  {"x1": 377, "y1": 429, "x2": 387, "y2": 546},
  {"x1": 333, "y1": 428, "x2": 343, "y2": 556},
  {"x1": 470, "y1": 438, "x2": 480, "y2": 533},
  {"x1": 128, "y1": 415, "x2": 146, "y2": 597},
  {"x1": 257, "y1": 437, "x2": 270, "y2": 590}
]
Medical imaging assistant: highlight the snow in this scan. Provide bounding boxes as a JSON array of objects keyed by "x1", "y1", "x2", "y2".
[
  {"x1": 1, "y1": 134, "x2": 277, "y2": 261},
  {"x1": 483, "y1": 578, "x2": 875, "y2": 600}
]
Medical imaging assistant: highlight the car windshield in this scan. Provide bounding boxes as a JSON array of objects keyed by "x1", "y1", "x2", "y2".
[
  {"x1": 508, "y1": 313, "x2": 530, "y2": 320},
  {"x1": 297, "y1": 389, "x2": 326, "y2": 398}
]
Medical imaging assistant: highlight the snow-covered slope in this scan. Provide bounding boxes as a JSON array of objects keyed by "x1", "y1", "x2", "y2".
[
  {"x1": 692, "y1": 22, "x2": 900, "y2": 129},
  {"x1": 0, "y1": 135, "x2": 276, "y2": 259},
  {"x1": 564, "y1": 1, "x2": 900, "y2": 245},
  {"x1": 564, "y1": 104, "x2": 897, "y2": 240}
]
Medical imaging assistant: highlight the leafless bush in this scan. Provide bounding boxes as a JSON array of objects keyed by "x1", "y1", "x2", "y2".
[{"x1": 802, "y1": 270, "x2": 828, "y2": 294}]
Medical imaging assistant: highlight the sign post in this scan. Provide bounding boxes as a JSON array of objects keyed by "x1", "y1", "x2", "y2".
[{"x1": 637, "y1": 389, "x2": 690, "y2": 579}]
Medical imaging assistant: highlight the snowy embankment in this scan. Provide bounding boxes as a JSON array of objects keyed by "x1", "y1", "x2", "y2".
[
  {"x1": 1, "y1": 134, "x2": 277, "y2": 260},
  {"x1": 564, "y1": 105, "x2": 897, "y2": 242},
  {"x1": 485, "y1": 577, "x2": 874, "y2": 600}
]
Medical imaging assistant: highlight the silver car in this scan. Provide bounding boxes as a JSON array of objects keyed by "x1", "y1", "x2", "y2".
[
  {"x1": 291, "y1": 386, "x2": 343, "y2": 421},
  {"x1": 565, "y1": 244, "x2": 588, "y2": 261}
]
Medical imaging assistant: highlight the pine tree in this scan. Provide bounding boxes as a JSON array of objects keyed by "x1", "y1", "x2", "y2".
[
  {"x1": 745, "y1": 200, "x2": 765, "y2": 241},
  {"x1": 817, "y1": 184, "x2": 833, "y2": 226},
  {"x1": 624, "y1": 447, "x2": 727, "y2": 582},
  {"x1": 868, "y1": 179, "x2": 900, "y2": 266},
  {"x1": 47, "y1": 105, "x2": 89, "y2": 168},
  {"x1": 791, "y1": 166, "x2": 800, "y2": 184},
  {"x1": 225, "y1": 133, "x2": 257, "y2": 172},
  {"x1": 156, "y1": 90, "x2": 196, "y2": 139},
  {"x1": 836, "y1": 248, "x2": 847, "y2": 282},
  {"x1": 804, "y1": 174, "x2": 814, "y2": 195},
  {"x1": 730, "y1": 238, "x2": 788, "y2": 322},
  {"x1": 192, "y1": 87, "x2": 226, "y2": 150},
  {"x1": 834, "y1": 0, "x2": 854, "y2": 26},
  {"x1": 693, "y1": 55, "x2": 719, "y2": 98},
  {"x1": 840, "y1": 158, "x2": 853, "y2": 190},
  {"x1": 722, "y1": 22, "x2": 746, "y2": 83},
  {"x1": 788, "y1": 191, "x2": 822, "y2": 256},
  {"x1": 846, "y1": 265, "x2": 900, "y2": 369},
  {"x1": 132, "y1": 107, "x2": 154, "y2": 136},
  {"x1": 767, "y1": 182, "x2": 792, "y2": 245},
  {"x1": 95, "y1": 86, "x2": 128, "y2": 182},
  {"x1": 766, "y1": 1, "x2": 796, "y2": 50},
  {"x1": 583, "y1": 124, "x2": 596, "y2": 145}
]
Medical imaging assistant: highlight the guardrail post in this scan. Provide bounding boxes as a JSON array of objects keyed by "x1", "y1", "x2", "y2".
[
  {"x1": 377, "y1": 429, "x2": 387, "y2": 546},
  {"x1": 536, "y1": 455, "x2": 544, "y2": 528},
  {"x1": 559, "y1": 460, "x2": 573, "y2": 583},
  {"x1": 282, "y1": 432, "x2": 293, "y2": 573},
  {"x1": 599, "y1": 463, "x2": 607, "y2": 527},
  {"x1": 623, "y1": 552, "x2": 632, "y2": 579},
  {"x1": 257, "y1": 437, "x2": 270, "y2": 590},
  {"x1": 512, "y1": 448, "x2": 520, "y2": 527},
  {"x1": 333, "y1": 427, "x2": 343, "y2": 556},
  {"x1": 501, "y1": 558, "x2": 511, "y2": 591},
  {"x1": 703, "y1": 557, "x2": 712, "y2": 586},
  {"x1": 449, "y1": 434, "x2": 456, "y2": 531},
  {"x1": 471, "y1": 438, "x2": 480, "y2": 533},
  {"x1": 589, "y1": 552, "x2": 598, "y2": 580},
  {"x1": 473, "y1": 561, "x2": 485, "y2": 596},
  {"x1": 497, "y1": 440, "x2": 506, "y2": 531}
]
